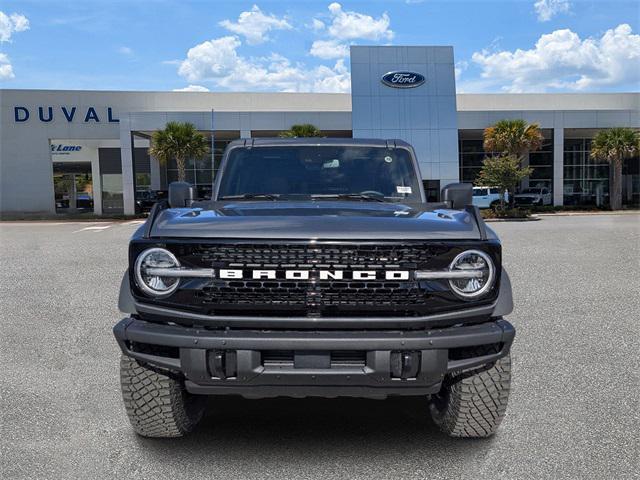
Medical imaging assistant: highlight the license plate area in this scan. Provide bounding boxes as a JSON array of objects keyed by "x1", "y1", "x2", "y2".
[{"x1": 261, "y1": 350, "x2": 367, "y2": 369}]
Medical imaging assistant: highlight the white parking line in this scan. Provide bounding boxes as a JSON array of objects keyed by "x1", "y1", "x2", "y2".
[
  {"x1": 123, "y1": 220, "x2": 145, "y2": 226},
  {"x1": 72, "y1": 225, "x2": 112, "y2": 233}
]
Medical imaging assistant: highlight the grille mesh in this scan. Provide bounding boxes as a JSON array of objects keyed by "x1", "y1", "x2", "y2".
[
  {"x1": 193, "y1": 243, "x2": 434, "y2": 269},
  {"x1": 183, "y1": 243, "x2": 443, "y2": 316}
]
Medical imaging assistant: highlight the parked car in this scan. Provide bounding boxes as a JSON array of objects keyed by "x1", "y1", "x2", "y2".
[
  {"x1": 135, "y1": 190, "x2": 167, "y2": 213},
  {"x1": 113, "y1": 138, "x2": 515, "y2": 439},
  {"x1": 76, "y1": 193, "x2": 94, "y2": 209},
  {"x1": 514, "y1": 187, "x2": 552, "y2": 206},
  {"x1": 472, "y1": 186, "x2": 508, "y2": 209}
]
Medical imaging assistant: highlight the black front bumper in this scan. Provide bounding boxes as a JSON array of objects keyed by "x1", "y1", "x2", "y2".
[{"x1": 113, "y1": 317, "x2": 515, "y2": 399}]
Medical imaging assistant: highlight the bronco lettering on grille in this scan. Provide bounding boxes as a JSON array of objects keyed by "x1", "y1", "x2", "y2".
[{"x1": 218, "y1": 269, "x2": 409, "y2": 281}]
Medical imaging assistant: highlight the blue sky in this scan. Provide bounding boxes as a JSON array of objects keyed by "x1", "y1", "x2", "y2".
[{"x1": 0, "y1": 0, "x2": 638, "y2": 93}]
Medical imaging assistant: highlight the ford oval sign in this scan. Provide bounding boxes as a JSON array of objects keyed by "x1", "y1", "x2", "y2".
[{"x1": 381, "y1": 71, "x2": 426, "y2": 88}]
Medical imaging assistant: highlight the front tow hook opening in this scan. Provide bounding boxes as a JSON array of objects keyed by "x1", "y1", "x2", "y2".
[{"x1": 390, "y1": 351, "x2": 421, "y2": 379}]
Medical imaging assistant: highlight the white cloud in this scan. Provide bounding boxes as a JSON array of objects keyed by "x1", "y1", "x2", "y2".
[
  {"x1": 178, "y1": 36, "x2": 243, "y2": 82},
  {"x1": 173, "y1": 85, "x2": 210, "y2": 92},
  {"x1": 0, "y1": 11, "x2": 29, "y2": 42},
  {"x1": 533, "y1": 0, "x2": 570, "y2": 22},
  {"x1": 324, "y1": 3, "x2": 393, "y2": 41},
  {"x1": 219, "y1": 5, "x2": 291, "y2": 45},
  {"x1": 177, "y1": 35, "x2": 350, "y2": 93},
  {"x1": 310, "y1": 18, "x2": 325, "y2": 32},
  {"x1": 471, "y1": 24, "x2": 640, "y2": 92},
  {"x1": 309, "y1": 39, "x2": 349, "y2": 59},
  {"x1": 0, "y1": 52, "x2": 14, "y2": 79},
  {"x1": 118, "y1": 46, "x2": 133, "y2": 55},
  {"x1": 308, "y1": 3, "x2": 393, "y2": 59},
  {"x1": 454, "y1": 60, "x2": 468, "y2": 81}
]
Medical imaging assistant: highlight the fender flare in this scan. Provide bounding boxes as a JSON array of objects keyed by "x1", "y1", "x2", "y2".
[
  {"x1": 118, "y1": 269, "x2": 137, "y2": 314},
  {"x1": 493, "y1": 267, "x2": 514, "y2": 317}
]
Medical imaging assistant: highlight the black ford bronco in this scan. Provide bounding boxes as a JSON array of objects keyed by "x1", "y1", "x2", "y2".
[{"x1": 114, "y1": 138, "x2": 515, "y2": 438}]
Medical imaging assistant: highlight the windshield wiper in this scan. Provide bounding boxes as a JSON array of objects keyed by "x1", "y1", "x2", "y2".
[
  {"x1": 219, "y1": 193, "x2": 281, "y2": 201},
  {"x1": 311, "y1": 193, "x2": 386, "y2": 202}
]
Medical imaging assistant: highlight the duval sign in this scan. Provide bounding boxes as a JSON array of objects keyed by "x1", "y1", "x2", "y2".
[
  {"x1": 13, "y1": 106, "x2": 119, "y2": 123},
  {"x1": 381, "y1": 71, "x2": 426, "y2": 88}
]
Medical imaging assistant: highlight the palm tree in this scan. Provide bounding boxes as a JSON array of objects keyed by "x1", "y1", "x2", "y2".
[
  {"x1": 148, "y1": 122, "x2": 209, "y2": 183},
  {"x1": 279, "y1": 124, "x2": 322, "y2": 138},
  {"x1": 483, "y1": 119, "x2": 544, "y2": 206},
  {"x1": 590, "y1": 128, "x2": 640, "y2": 210},
  {"x1": 483, "y1": 119, "x2": 544, "y2": 160}
]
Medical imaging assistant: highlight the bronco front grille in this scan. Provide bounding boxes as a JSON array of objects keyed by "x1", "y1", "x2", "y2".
[
  {"x1": 135, "y1": 241, "x2": 500, "y2": 318},
  {"x1": 178, "y1": 242, "x2": 451, "y2": 317}
]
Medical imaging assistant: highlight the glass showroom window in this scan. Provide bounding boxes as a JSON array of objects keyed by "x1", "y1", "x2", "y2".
[
  {"x1": 528, "y1": 134, "x2": 553, "y2": 191},
  {"x1": 166, "y1": 135, "x2": 238, "y2": 199},
  {"x1": 563, "y1": 138, "x2": 610, "y2": 206},
  {"x1": 459, "y1": 136, "x2": 488, "y2": 184}
]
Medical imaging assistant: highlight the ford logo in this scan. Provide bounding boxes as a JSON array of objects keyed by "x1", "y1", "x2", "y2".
[{"x1": 381, "y1": 71, "x2": 426, "y2": 88}]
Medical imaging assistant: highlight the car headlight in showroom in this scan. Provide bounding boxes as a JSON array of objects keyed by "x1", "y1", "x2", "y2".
[
  {"x1": 415, "y1": 249, "x2": 495, "y2": 299},
  {"x1": 134, "y1": 247, "x2": 182, "y2": 297}
]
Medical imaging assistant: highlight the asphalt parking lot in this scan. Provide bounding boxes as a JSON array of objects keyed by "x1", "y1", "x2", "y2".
[{"x1": 1, "y1": 214, "x2": 638, "y2": 479}]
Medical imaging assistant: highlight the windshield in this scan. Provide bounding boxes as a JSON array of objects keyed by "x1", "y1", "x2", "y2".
[{"x1": 217, "y1": 145, "x2": 422, "y2": 202}]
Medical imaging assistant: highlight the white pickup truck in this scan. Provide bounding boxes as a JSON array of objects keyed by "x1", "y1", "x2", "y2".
[
  {"x1": 472, "y1": 186, "x2": 508, "y2": 209},
  {"x1": 514, "y1": 187, "x2": 552, "y2": 206}
]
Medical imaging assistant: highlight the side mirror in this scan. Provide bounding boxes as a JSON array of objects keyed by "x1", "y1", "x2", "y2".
[
  {"x1": 441, "y1": 183, "x2": 473, "y2": 210},
  {"x1": 168, "y1": 181, "x2": 195, "y2": 208}
]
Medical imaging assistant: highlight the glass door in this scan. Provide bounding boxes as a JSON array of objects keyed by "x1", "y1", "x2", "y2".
[{"x1": 52, "y1": 162, "x2": 94, "y2": 213}]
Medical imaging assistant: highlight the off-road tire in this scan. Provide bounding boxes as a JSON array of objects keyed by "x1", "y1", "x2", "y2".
[
  {"x1": 120, "y1": 355, "x2": 205, "y2": 438},
  {"x1": 429, "y1": 352, "x2": 511, "y2": 438}
]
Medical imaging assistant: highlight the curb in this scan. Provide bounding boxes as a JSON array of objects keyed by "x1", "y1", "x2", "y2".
[
  {"x1": 484, "y1": 217, "x2": 540, "y2": 222},
  {"x1": 534, "y1": 211, "x2": 640, "y2": 217}
]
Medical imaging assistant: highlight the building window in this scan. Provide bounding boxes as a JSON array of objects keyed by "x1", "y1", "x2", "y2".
[
  {"x1": 459, "y1": 129, "x2": 553, "y2": 193},
  {"x1": 422, "y1": 180, "x2": 440, "y2": 202},
  {"x1": 528, "y1": 136, "x2": 553, "y2": 191},
  {"x1": 458, "y1": 134, "x2": 488, "y2": 184},
  {"x1": 165, "y1": 133, "x2": 239, "y2": 199},
  {"x1": 563, "y1": 138, "x2": 610, "y2": 206}
]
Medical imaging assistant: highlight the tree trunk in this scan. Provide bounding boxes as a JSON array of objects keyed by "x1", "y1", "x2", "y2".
[
  {"x1": 176, "y1": 157, "x2": 186, "y2": 183},
  {"x1": 508, "y1": 183, "x2": 516, "y2": 209},
  {"x1": 610, "y1": 160, "x2": 623, "y2": 210}
]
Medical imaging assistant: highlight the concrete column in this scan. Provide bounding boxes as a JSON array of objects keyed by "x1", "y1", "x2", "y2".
[
  {"x1": 150, "y1": 155, "x2": 161, "y2": 190},
  {"x1": 553, "y1": 127, "x2": 564, "y2": 206},
  {"x1": 120, "y1": 115, "x2": 136, "y2": 215},
  {"x1": 70, "y1": 174, "x2": 77, "y2": 210},
  {"x1": 91, "y1": 149, "x2": 103, "y2": 215}
]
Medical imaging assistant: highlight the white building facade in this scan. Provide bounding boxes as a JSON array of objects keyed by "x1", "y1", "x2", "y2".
[{"x1": 1, "y1": 46, "x2": 638, "y2": 216}]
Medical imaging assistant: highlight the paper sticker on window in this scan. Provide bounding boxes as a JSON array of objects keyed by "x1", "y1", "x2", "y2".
[{"x1": 397, "y1": 186, "x2": 412, "y2": 194}]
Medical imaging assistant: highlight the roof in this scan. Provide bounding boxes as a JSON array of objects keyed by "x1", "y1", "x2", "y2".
[
  {"x1": 226, "y1": 138, "x2": 413, "y2": 148},
  {"x1": 456, "y1": 93, "x2": 639, "y2": 111}
]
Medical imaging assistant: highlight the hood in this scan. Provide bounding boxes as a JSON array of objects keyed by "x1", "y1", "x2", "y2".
[{"x1": 149, "y1": 201, "x2": 482, "y2": 240}]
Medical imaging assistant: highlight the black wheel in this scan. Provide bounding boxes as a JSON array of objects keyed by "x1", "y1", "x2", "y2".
[
  {"x1": 429, "y1": 352, "x2": 512, "y2": 438},
  {"x1": 490, "y1": 200, "x2": 500, "y2": 210},
  {"x1": 119, "y1": 355, "x2": 206, "y2": 438}
]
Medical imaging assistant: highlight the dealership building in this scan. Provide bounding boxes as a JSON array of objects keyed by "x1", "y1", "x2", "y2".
[{"x1": 1, "y1": 45, "x2": 638, "y2": 216}]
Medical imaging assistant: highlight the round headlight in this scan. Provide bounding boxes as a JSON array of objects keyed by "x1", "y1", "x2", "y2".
[
  {"x1": 134, "y1": 248, "x2": 181, "y2": 297},
  {"x1": 448, "y1": 250, "x2": 495, "y2": 299}
]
